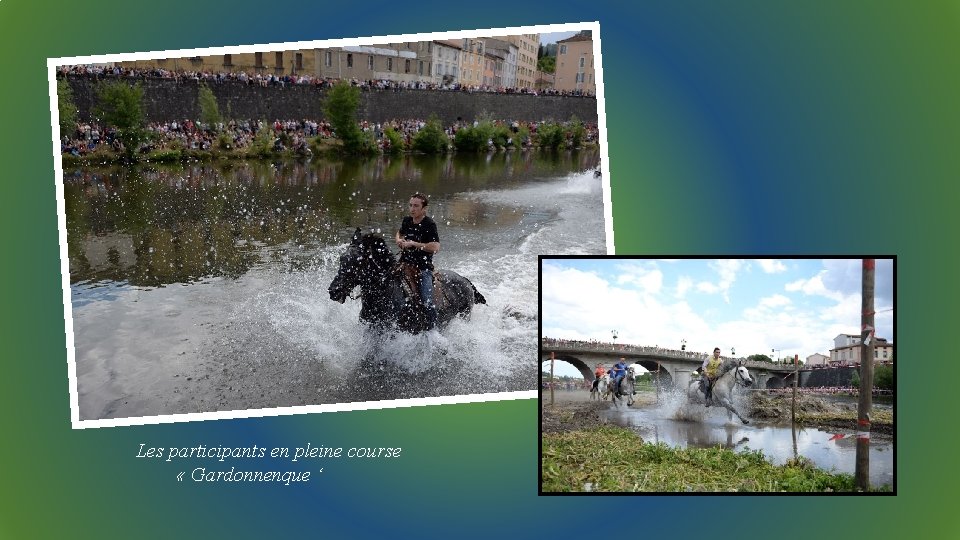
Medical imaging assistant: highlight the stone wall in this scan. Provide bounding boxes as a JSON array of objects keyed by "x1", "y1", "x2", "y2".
[{"x1": 63, "y1": 76, "x2": 598, "y2": 126}]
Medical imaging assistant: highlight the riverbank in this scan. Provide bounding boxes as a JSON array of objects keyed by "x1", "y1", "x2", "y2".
[{"x1": 540, "y1": 398, "x2": 891, "y2": 492}]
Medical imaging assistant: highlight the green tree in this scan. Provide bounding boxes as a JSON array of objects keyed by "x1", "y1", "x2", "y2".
[
  {"x1": 411, "y1": 115, "x2": 448, "y2": 154},
  {"x1": 537, "y1": 55, "x2": 556, "y2": 74},
  {"x1": 94, "y1": 80, "x2": 146, "y2": 161},
  {"x1": 323, "y1": 81, "x2": 374, "y2": 155},
  {"x1": 874, "y1": 365, "x2": 894, "y2": 391},
  {"x1": 567, "y1": 116, "x2": 586, "y2": 147},
  {"x1": 198, "y1": 84, "x2": 222, "y2": 127},
  {"x1": 57, "y1": 79, "x2": 77, "y2": 137},
  {"x1": 748, "y1": 354, "x2": 773, "y2": 363},
  {"x1": 383, "y1": 126, "x2": 405, "y2": 154},
  {"x1": 536, "y1": 122, "x2": 565, "y2": 149}
]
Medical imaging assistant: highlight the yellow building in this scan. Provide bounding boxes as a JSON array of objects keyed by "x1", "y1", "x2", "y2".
[
  {"x1": 459, "y1": 38, "x2": 485, "y2": 87},
  {"x1": 554, "y1": 31, "x2": 596, "y2": 94},
  {"x1": 502, "y1": 33, "x2": 539, "y2": 90}
]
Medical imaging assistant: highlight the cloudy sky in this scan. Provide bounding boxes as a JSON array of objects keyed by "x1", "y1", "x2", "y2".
[{"x1": 542, "y1": 258, "x2": 894, "y2": 377}]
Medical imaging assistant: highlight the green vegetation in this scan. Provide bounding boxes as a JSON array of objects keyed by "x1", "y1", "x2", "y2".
[
  {"x1": 94, "y1": 80, "x2": 146, "y2": 161},
  {"x1": 454, "y1": 120, "x2": 494, "y2": 152},
  {"x1": 411, "y1": 115, "x2": 448, "y2": 154},
  {"x1": 383, "y1": 126, "x2": 405, "y2": 154},
  {"x1": 875, "y1": 364, "x2": 894, "y2": 391},
  {"x1": 57, "y1": 79, "x2": 77, "y2": 137},
  {"x1": 535, "y1": 122, "x2": 565, "y2": 149},
  {"x1": 541, "y1": 425, "x2": 885, "y2": 492},
  {"x1": 198, "y1": 84, "x2": 222, "y2": 126},
  {"x1": 537, "y1": 55, "x2": 556, "y2": 74},
  {"x1": 323, "y1": 81, "x2": 375, "y2": 155},
  {"x1": 567, "y1": 116, "x2": 586, "y2": 148},
  {"x1": 748, "y1": 354, "x2": 773, "y2": 363}
]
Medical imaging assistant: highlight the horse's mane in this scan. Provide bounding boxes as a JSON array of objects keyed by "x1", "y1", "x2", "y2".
[
  {"x1": 358, "y1": 233, "x2": 397, "y2": 268},
  {"x1": 717, "y1": 358, "x2": 739, "y2": 377}
]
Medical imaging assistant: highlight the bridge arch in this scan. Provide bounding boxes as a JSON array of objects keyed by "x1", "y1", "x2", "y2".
[
  {"x1": 628, "y1": 359, "x2": 675, "y2": 389},
  {"x1": 540, "y1": 355, "x2": 594, "y2": 381}
]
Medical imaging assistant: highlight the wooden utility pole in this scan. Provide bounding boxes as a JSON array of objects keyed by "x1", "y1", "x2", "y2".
[
  {"x1": 550, "y1": 351, "x2": 555, "y2": 407},
  {"x1": 791, "y1": 354, "x2": 799, "y2": 424},
  {"x1": 856, "y1": 259, "x2": 875, "y2": 491}
]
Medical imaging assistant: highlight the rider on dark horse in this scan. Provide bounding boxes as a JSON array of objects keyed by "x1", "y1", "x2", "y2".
[
  {"x1": 592, "y1": 363, "x2": 606, "y2": 392},
  {"x1": 395, "y1": 193, "x2": 441, "y2": 331},
  {"x1": 699, "y1": 347, "x2": 723, "y2": 406}
]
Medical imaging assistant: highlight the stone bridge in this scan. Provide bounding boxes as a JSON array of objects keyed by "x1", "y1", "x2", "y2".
[{"x1": 541, "y1": 340, "x2": 806, "y2": 390}]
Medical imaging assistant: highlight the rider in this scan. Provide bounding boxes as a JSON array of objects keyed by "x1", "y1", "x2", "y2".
[
  {"x1": 610, "y1": 358, "x2": 628, "y2": 396},
  {"x1": 395, "y1": 193, "x2": 441, "y2": 330},
  {"x1": 700, "y1": 347, "x2": 723, "y2": 406},
  {"x1": 592, "y1": 363, "x2": 606, "y2": 391}
]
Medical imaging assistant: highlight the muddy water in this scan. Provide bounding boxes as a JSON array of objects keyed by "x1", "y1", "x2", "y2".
[{"x1": 556, "y1": 390, "x2": 894, "y2": 489}]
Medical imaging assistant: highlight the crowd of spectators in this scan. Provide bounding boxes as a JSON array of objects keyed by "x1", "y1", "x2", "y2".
[
  {"x1": 57, "y1": 64, "x2": 595, "y2": 97},
  {"x1": 61, "y1": 115, "x2": 598, "y2": 158}
]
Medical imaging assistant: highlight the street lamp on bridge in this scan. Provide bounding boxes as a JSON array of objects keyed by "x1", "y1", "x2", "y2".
[
  {"x1": 611, "y1": 329, "x2": 618, "y2": 349},
  {"x1": 772, "y1": 348, "x2": 781, "y2": 364},
  {"x1": 681, "y1": 339, "x2": 687, "y2": 351},
  {"x1": 731, "y1": 347, "x2": 736, "y2": 358}
]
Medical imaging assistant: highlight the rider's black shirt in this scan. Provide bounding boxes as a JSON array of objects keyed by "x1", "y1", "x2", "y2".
[{"x1": 398, "y1": 216, "x2": 439, "y2": 270}]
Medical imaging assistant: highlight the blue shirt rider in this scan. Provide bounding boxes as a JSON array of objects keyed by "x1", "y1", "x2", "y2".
[{"x1": 610, "y1": 358, "x2": 628, "y2": 395}]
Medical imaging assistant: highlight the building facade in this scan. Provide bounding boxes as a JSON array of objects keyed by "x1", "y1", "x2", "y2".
[
  {"x1": 502, "y1": 33, "x2": 539, "y2": 90},
  {"x1": 459, "y1": 38, "x2": 485, "y2": 87},
  {"x1": 554, "y1": 31, "x2": 596, "y2": 94},
  {"x1": 806, "y1": 353, "x2": 830, "y2": 366},
  {"x1": 432, "y1": 40, "x2": 462, "y2": 86},
  {"x1": 829, "y1": 333, "x2": 895, "y2": 365}
]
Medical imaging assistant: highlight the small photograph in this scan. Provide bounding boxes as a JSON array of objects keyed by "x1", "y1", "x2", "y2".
[
  {"x1": 51, "y1": 23, "x2": 610, "y2": 427},
  {"x1": 540, "y1": 257, "x2": 895, "y2": 493}
]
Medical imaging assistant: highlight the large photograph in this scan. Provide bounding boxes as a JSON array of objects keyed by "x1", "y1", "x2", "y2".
[{"x1": 52, "y1": 23, "x2": 610, "y2": 427}]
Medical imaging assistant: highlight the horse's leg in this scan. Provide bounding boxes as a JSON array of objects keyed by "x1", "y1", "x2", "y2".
[{"x1": 722, "y1": 399, "x2": 749, "y2": 424}]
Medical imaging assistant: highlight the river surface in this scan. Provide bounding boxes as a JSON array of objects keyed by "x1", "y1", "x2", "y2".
[
  {"x1": 553, "y1": 389, "x2": 894, "y2": 489},
  {"x1": 65, "y1": 150, "x2": 605, "y2": 421}
]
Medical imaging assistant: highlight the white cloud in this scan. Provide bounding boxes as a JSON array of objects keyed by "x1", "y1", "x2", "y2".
[
  {"x1": 695, "y1": 259, "x2": 744, "y2": 302},
  {"x1": 675, "y1": 276, "x2": 693, "y2": 298},
  {"x1": 615, "y1": 264, "x2": 663, "y2": 295},
  {"x1": 785, "y1": 271, "x2": 844, "y2": 302},
  {"x1": 759, "y1": 294, "x2": 791, "y2": 308},
  {"x1": 756, "y1": 259, "x2": 787, "y2": 273}
]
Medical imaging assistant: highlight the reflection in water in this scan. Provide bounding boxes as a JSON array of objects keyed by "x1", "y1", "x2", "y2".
[
  {"x1": 67, "y1": 150, "x2": 605, "y2": 421},
  {"x1": 65, "y1": 151, "x2": 599, "y2": 286},
  {"x1": 603, "y1": 393, "x2": 893, "y2": 489}
]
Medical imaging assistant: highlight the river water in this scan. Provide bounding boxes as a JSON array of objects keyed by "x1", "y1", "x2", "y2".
[
  {"x1": 65, "y1": 150, "x2": 604, "y2": 421},
  {"x1": 601, "y1": 391, "x2": 894, "y2": 489}
]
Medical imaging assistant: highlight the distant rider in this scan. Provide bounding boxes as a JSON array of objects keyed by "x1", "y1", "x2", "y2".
[
  {"x1": 610, "y1": 358, "x2": 628, "y2": 396},
  {"x1": 592, "y1": 363, "x2": 606, "y2": 392}
]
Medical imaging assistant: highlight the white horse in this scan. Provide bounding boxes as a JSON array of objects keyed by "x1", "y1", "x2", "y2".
[
  {"x1": 591, "y1": 375, "x2": 609, "y2": 401},
  {"x1": 609, "y1": 367, "x2": 636, "y2": 408},
  {"x1": 688, "y1": 360, "x2": 754, "y2": 424}
]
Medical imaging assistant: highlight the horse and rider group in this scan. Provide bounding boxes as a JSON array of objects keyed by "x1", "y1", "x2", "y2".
[{"x1": 589, "y1": 347, "x2": 756, "y2": 423}]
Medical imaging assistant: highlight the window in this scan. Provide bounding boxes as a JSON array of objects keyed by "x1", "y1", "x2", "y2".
[
  {"x1": 387, "y1": 57, "x2": 393, "y2": 71},
  {"x1": 347, "y1": 53, "x2": 353, "y2": 68},
  {"x1": 405, "y1": 59, "x2": 410, "y2": 73},
  {"x1": 325, "y1": 51, "x2": 332, "y2": 67},
  {"x1": 275, "y1": 52, "x2": 283, "y2": 68},
  {"x1": 255, "y1": 52, "x2": 263, "y2": 68},
  {"x1": 223, "y1": 54, "x2": 232, "y2": 67},
  {"x1": 559, "y1": 44, "x2": 567, "y2": 55},
  {"x1": 295, "y1": 53, "x2": 303, "y2": 70},
  {"x1": 418, "y1": 60, "x2": 423, "y2": 75},
  {"x1": 579, "y1": 57, "x2": 585, "y2": 68},
  {"x1": 368, "y1": 56, "x2": 374, "y2": 70}
]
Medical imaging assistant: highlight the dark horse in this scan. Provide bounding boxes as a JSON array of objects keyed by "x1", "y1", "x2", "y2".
[{"x1": 328, "y1": 229, "x2": 487, "y2": 333}]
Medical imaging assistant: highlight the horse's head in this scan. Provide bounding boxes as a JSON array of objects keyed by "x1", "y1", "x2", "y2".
[
  {"x1": 735, "y1": 361, "x2": 754, "y2": 387},
  {"x1": 626, "y1": 366, "x2": 636, "y2": 380},
  {"x1": 328, "y1": 228, "x2": 397, "y2": 304}
]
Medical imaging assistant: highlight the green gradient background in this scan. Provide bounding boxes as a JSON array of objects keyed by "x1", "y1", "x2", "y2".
[{"x1": 0, "y1": 1, "x2": 955, "y2": 538}]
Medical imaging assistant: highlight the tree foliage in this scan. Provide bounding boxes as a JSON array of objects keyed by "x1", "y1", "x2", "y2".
[
  {"x1": 536, "y1": 122, "x2": 565, "y2": 149},
  {"x1": 57, "y1": 79, "x2": 77, "y2": 137},
  {"x1": 411, "y1": 115, "x2": 448, "y2": 154},
  {"x1": 748, "y1": 354, "x2": 773, "y2": 363},
  {"x1": 94, "y1": 80, "x2": 146, "y2": 160},
  {"x1": 198, "y1": 84, "x2": 222, "y2": 127},
  {"x1": 323, "y1": 81, "x2": 374, "y2": 155},
  {"x1": 537, "y1": 55, "x2": 556, "y2": 74}
]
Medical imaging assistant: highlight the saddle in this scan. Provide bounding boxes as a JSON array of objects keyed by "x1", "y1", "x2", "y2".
[{"x1": 395, "y1": 262, "x2": 452, "y2": 311}]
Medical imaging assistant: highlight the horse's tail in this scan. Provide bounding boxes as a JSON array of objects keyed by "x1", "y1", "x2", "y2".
[{"x1": 472, "y1": 284, "x2": 487, "y2": 305}]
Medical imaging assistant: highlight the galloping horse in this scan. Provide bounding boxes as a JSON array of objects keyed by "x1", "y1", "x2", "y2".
[
  {"x1": 688, "y1": 359, "x2": 755, "y2": 424},
  {"x1": 591, "y1": 374, "x2": 610, "y2": 401},
  {"x1": 328, "y1": 229, "x2": 486, "y2": 334},
  {"x1": 608, "y1": 367, "x2": 636, "y2": 408}
]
